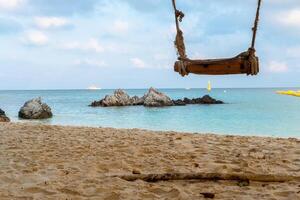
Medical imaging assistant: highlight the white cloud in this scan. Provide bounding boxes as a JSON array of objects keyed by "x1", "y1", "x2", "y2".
[
  {"x1": 74, "y1": 58, "x2": 106, "y2": 67},
  {"x1": 0, "y1": 0, "x2": 24, "y2": 10},
  {"x1": 112, "y1": 20, "x2": 129, "y2": 33},
  {"x1": 131, "y1": 57, "x2": 146, "y2": 68},
  {"x1": 268, "y1": 61, "x2": 288, "y2": 73},
  {"x1": 35, "y1": 17, "x2": 69, "y2": 29},
  {"x1": 287, "y1": 46, "x2": 300, "y2": 58},
  {"x1": 63, "y1": 38, "x2": 104, "y2": 53},
  {"x1": 22, "y1": 30, "x2": 48, "y2": 46},
  {"x1": 277, "y1": 9, "x2": 300, "y2": 28}
]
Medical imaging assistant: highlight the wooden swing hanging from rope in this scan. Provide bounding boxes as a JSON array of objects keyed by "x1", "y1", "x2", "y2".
[{"x1": 172, "y1": 0, "x2": 262, "y2": 76}]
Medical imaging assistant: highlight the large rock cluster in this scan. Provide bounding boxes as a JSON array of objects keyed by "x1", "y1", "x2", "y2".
[
  {"x1": 18, "y1": 97, "x2": 53, "y2": 119},
  {"x1": 0, "y1": 109, "x2": 10, "y2": 122},
  {"x1": 90, "y1": 88, "x2": 223, "y2": 107}
]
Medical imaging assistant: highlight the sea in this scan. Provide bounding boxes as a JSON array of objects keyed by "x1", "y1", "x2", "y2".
[{"x1": 0, "y1": 88, "x2": 299, "y2": 138}]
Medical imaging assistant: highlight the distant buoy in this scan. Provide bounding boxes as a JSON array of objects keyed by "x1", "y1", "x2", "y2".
[{"x1": 207, "y1": 81, "x2": 211, "y2": 92}]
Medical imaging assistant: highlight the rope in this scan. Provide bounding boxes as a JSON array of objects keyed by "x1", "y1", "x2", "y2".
[
  {"x1": 172, "y1": 0, "x2": 187, "y2": 60},
  {"x1": 247, "y1": 0, "x2": 262, "y2": 76},
  {"x1": 251, "y1": 0, "x2": 262, "y2": 49}
]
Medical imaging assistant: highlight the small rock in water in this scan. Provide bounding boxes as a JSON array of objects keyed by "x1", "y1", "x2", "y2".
[
  {"x1": 0, "y1": 108, "x2": 10, "y2": 122},
  {"x1": 172, "y1": 99, "x2": 186, "y2": 106},
  {"x1": 131, "y1": 95, "x2": 144, "y2": 106},
  {"x1": 200, "y1": 95, "x2": 223, "y2": 104},
  {"x1": 18, "y1": 97, "x2": 53, "y2": 119},
  {"x1": 173, "y1": 95, "x2": 224, "y2": 105}
]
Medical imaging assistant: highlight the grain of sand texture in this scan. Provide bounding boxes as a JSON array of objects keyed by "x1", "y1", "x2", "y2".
[{"x1": 0, "y1": 123, "x2": 299, "y2": 199}]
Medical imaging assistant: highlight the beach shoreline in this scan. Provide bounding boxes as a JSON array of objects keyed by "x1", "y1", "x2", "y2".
[{"x1": 0, "y1": 122, "x2": 299, "y2": 199}]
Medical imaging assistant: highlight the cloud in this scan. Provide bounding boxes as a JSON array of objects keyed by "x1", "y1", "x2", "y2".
[
  {"x1": 27, "y1": 0, "x2": 98, "y2": 16},
  {"x1": 34, "y1": 17, "x2": 70, "y2": 29},
  {"x1": 268, "y1": 61, "x2": 288, "y2": 73},
  {"x1": 73, "y1": 58, "x2": 106, "y2": 68},
  {"x1": 286, "y1": 46, "x2": 300, "y2": 58},
  {"x1": 62, "y1": 38, "x2": 104, "y2": 53},
  {"x1": 277, "y1": 9, "x2": 300, "y2": 28},
  {"x1": 0, "y1": 0, "x2": 25, "y2": 10},
  {"x1": 131, "y1": 57, "x2": 146, "y2": 68},
  {"x1": 22, "y1": 30, "x2": 48, "y2": 46},
  {"x1": 112, "y1": 20, "x2": 129, "y2": 33}
]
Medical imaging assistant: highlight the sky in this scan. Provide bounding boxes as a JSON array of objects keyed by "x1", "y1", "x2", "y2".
[{"x1": 0, "y1": 0, "x2": 300, "y2": 90}]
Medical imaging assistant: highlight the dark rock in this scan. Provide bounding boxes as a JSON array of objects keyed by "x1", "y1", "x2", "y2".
[
  {"x1": 200, "y1": 95, "x2": 224, "y2": 104},
  {"x1": 19, "y1": 97, "x2": 53, "y2": 119},
  {"x1": 175, "y1": 95, "x2": 224, "y2": 105},
  {"x1": 0, "y1": 108, "x2": 10, "y2": 122},
  {"x1": 200, "y1": 192, "x2": 215, "y2": 198},
  {"x1": 131, "y1": 96, "x2": 144, "y2": 106},
  {"x1": 173, "y1": 99, "x2": 186, "y2": 106}
]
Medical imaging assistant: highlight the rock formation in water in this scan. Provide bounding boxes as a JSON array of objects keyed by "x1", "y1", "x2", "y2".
[
  {"x1": 173, "y1": 95, "x2": 224, "y2": 106},
  {"x1": 19, "y1": 97, "x2": 53, "y2": 119},
  {"x1": 0, "y1": 109, "x2": 10, "y2": 122},
  {"x1": 143, "y1": 87, "x2": 174, "y2": 107},
  {"x1": 90, "y1": 88, "x2": 224, "y2": 107},
  {"x1": 90, "y1": 89, "x2": 144, "y2": 107}
]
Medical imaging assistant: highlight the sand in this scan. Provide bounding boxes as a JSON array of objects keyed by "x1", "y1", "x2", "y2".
[{"x1": 0, "y1": 123, "x2": 299, "y2": 199}]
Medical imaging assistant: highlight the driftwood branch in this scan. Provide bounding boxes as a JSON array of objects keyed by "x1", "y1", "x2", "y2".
[{"x1": 110, "y1": 172, "x2": 300, "y2": 183}]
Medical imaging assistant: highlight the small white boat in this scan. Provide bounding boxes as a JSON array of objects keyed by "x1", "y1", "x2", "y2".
[{"x1": 88, "y1": 85, "x2": 101, "y2": 90}]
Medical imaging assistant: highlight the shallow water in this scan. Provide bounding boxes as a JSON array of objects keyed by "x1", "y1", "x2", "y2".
[{"x1": 0, "y1": 88, "x2": 299, "y2": 137}]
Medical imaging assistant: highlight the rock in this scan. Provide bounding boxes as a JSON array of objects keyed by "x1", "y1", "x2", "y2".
[
  {"x1": 18, "y1": 97, "x2": 53, "y2": 119},
  {"x1": 131, "y1": 96, "x2": 144, "y2": 106},
  {"x1": 90, "y1": 89, "x2": 224, "y2": 107},
  {"x1": 102, "y1": 89, "x2": 132, "y2": 107},
  {"x1": 200, "y1": 192, "x2": 215, "y2": 199},
  {"x1": 143, "y1": 88, "x2": 174, "y2": 107},
  {"x1": 90, "y1": 90, "x2": 141, "y2": 107},
  {"x1": 90, "y1": 100, "x2": 102, "y2": 107},
  {"x1": 200, "y1": 95, "x2": 223, "y2": 104},
  {"x1": 0, "y1": 108, "x2": 10, "y2": 122},
  {"x1": 173, "y1": 99, "x2": 186, "y2": 106},
  {"x1": 175, "y1": 95, "x2": 224, "y2": 105}
]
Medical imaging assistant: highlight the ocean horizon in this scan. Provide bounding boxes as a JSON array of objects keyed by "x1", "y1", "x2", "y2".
[{"x1": 1, "y1": 88, "x2": 299, "y2": 138}]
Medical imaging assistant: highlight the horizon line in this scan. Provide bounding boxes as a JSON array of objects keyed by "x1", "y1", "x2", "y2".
[{"x1": 0, "y1": 86, "x2": 300, "y2": 91}]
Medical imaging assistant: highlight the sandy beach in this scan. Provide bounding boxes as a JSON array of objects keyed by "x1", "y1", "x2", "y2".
[{"x1": 0, "y1": 123, "x2": 299, "y2": 199}]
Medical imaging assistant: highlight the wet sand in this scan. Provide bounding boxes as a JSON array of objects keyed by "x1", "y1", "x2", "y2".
[{"x1": 0, "y1": 123, "x2": 299, "y2": 199}]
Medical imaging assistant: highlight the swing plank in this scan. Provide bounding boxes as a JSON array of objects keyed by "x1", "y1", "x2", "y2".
[{"x1": 174, "y1": 57, "x2": 249, "y2": 75}]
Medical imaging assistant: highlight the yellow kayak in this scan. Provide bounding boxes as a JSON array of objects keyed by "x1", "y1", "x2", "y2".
[{"x1": 276, "y1": 90, "x2": 300, "y2": 97}]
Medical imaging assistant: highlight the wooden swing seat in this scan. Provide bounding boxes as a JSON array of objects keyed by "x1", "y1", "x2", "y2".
[{"x1": 174, "y1": 51, "x2": 259, "y2": 75}]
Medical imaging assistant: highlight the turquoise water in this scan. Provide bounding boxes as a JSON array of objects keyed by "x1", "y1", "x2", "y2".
[{"x1": 0, "y1": 88, "x2": 299, "y2": 137}]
